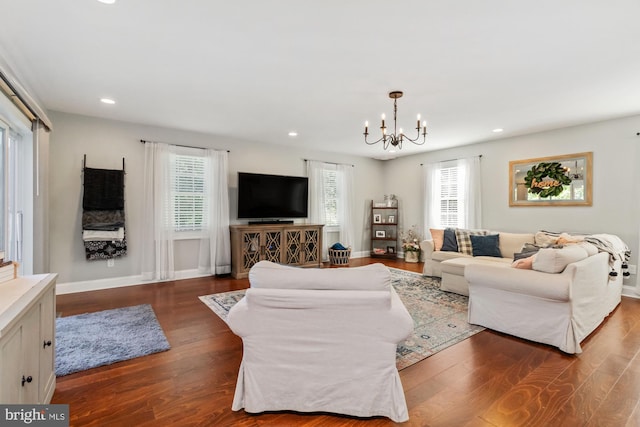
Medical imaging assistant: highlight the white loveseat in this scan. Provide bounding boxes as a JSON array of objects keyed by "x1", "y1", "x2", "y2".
[{"x1": 227, "y1": 261, "x2": 414, "y2": 423}]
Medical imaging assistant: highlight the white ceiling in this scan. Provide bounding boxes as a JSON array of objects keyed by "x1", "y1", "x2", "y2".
[{"x1": 1, "y1": 1, "x2": 639, "y2": 159}]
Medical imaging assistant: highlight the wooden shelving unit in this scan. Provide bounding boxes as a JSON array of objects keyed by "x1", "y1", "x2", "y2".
[{"x1": 370, "y1": 202, "x2": 398, "y2": 259}]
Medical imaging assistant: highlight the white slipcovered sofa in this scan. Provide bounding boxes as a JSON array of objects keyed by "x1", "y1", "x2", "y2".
[
  {"x1": 422, "y1": 229, "x2": 628, "y2": 353},
  {"x1": 465, "y1": 249, "x2": 622, "y2": 354},
  {"x1": 420, "y1": 229, "x2": 535, "y2": 278},
  {"x1": 227, "y1": 261, "x2": 414, "y2": 423}
]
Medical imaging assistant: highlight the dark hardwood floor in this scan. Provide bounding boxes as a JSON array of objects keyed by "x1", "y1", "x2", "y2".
[{"x1": 52, "y1": 258, "x2": 640, "y2": 427}]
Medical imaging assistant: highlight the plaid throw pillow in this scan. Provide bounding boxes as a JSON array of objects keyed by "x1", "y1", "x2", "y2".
[{"x1": 455, "y1": 228, "x2": 488, "y2": 255}]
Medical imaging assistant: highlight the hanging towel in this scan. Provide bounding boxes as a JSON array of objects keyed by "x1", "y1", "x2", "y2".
[
  {"x1": 83, "y1": 167, "x2": 125, "y2": 210},
  {"x1": 82, "y1": 227, "x2": 125, "y2": 242},
  {"x1": 82, "y1": 210, "x2": 125, "y2": 231},
  {"x1": 85, "y1": 232, "x2": 127, "y2": 260}
]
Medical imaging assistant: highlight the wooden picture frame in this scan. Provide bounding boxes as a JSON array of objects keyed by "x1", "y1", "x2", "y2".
[
  {"x1": 509, "y1": 152, "x2": 593, "y2": 206},
  {"x1": 375, "y1": 230, "x2": 386, "y2": 238}
]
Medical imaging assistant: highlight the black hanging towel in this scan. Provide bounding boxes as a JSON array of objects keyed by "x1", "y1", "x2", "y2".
[
  {"x1": 82, "y1": 156, "x2": 127, "y2": 260},
  {"x1": 82, "y1": 168, "x2": 125, "y2": 211}
]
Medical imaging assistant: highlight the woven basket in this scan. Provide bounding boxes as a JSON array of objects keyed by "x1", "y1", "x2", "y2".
[{"x1": 328, "y1": 248, "x2": 351, "y2": 265}]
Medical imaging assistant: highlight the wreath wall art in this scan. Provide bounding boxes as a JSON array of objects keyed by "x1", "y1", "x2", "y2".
[
  {"x1": 509, "y1": 152, "x2": 593, "y2": 207},
  {"x1": 524, "y1": 162, "x2": 573, "y2": 198}
]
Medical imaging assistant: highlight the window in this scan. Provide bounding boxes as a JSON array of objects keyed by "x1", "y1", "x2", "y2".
[
  {"x1": 307, "y1": 160, "x2": 355, "y2": 254},
  {"x1": 170, "y1": 150, "x2": 207, "y2": 233},
  {"x1": 438, "y1": 166, "x2": 459, "y2": 227},
  {"x1": 423, "y1": 156, "x2": 482, "y2": 231},
  {"x1": 0, "y1": 116, "x2": 33, "y2": 271},
  {"x1": 323, "y1": 169, "x2": 338, "y2": 227}
]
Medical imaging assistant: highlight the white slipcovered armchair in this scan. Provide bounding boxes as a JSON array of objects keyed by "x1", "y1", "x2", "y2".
[{"x1": 227, "y1": 261, "x2": 414, "y2": 423}]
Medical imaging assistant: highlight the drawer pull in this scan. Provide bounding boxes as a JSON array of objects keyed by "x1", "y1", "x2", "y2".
[{"x1": 43, "y1": 340, "x2": 52, "y2": 348}]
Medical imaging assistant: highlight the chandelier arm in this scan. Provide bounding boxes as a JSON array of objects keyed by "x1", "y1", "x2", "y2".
[
  {"x1": 364, "y1": 134, "x2": 386, "y2": 146},
  {"x1": 401, "y1": 131, "x2": 427, "y2": 145}
]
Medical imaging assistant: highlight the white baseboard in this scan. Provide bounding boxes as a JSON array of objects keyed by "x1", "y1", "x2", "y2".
[
  {"x1": 58, "y1": 251, "x2": 375, "y2": 294},
  {"x1": 59, "y1": 265, "x2": 638, "y2": 299},
  {"x1": 56, "y1": 269, "x2": 211, "y2": 295},
  {"x1": 622, "y1": 284, "x2": 640, "y2": 299},
  {"x1": 350, "y1": 250, "x2": 369, "y2": 259}
]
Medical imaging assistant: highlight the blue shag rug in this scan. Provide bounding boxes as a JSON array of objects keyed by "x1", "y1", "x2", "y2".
[{"x1": 55, "y1": 304, "x2": 171, "y2": 376}]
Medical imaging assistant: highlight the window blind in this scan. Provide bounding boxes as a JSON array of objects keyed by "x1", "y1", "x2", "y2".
[
  {"x1": 323, "y1": 169, "x2": 338, "y2": 227},
  {"x1": 171, "y1": 153, "x2": 206, "y2": 232},
  {"x1": 439, "y1": 166, "x2": 459, "y2": 227}
]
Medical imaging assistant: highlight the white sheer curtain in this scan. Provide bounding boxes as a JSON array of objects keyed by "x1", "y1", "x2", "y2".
[
  {"x1": 458, "y1": 155, "x2": 482, "y2": 229},
  {"x1": 422, "y1": 155, "x2": 482, "y2": 235},
  {"x1": 422, "y1": 160, "x2": 440, "y2": 236},
  {"x1": 307, "y1": 161, "x2": 328, "y2": 259},
  {"x1": 306, "y1": 160, "x2": 355, "y2": 260},
  {"x1": 336, "y1": 163, "x2": 355, "y2": 249},
  {"x1": 141, "y1": 142, "x2": 175, "y2": 280},
  {"x1": 198, "y1": 149, "x2": 231, "y2": 275}
]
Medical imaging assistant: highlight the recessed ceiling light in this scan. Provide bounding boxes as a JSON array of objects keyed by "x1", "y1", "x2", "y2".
[
  {"x1": 100, "y1": 98, "x2": 116, "y2": 105},
  {"x1": 97, "y1": 0, "x2": 116, "y2": 4},
  {"x1": 492, "y1": 128, "x2": 504, "y2": 133},
  {"x1": 288, "y1": 131, "x2": 298, "y2": 137}
]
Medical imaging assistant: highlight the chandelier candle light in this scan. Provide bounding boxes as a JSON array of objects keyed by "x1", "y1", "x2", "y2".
[{"x1": 364, "y1": 91, "x2": 427, "y2": 150}]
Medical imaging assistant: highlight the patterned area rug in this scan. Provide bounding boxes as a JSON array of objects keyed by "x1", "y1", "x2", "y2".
[{"x1": 199, "y1": 268, "x2": 484, "y2": 370}]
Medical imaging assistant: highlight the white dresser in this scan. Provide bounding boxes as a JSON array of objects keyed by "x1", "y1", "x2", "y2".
[{"x1": 0, "y1": 274, "x2": 57, "y2": 404}]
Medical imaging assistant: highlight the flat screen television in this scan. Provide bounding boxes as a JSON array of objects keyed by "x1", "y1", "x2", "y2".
[{"x1": 237, "y1": 172, "x2": 309, "y2": 221}]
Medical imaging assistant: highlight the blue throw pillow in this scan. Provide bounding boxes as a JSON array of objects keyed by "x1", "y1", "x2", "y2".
[
  {"x1": 470, "y1": 234, "x2": 502, "y2": 257},
  {"x1": 441, "y1": 228, "x2": 459, "y2": 252}
]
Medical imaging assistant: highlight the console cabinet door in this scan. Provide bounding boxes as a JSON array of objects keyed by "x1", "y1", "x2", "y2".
[
  {"x1": 22, "y1": 305, "x2": 41, "y2": 403},
  {"x1": 0, "y1": 304, "x2": 40, "y2": 403},
  {"x1": 303, "y1": 227, "x2": 321, "y2": 265},
  {"x1": 284, "y1": 229, "x2": 303, "y2": 265},
  {"x1": 39, "y1": 286, "x2": 56, "y2": 403},
  {"x1": 262, "y1": 229, "x2": 283, "y2": 263},
  {"x1": 0, "y1": 325, "x2": 24, "y2": 402}
]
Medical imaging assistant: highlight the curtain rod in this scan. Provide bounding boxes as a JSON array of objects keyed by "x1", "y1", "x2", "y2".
[
  {"x1": 420, "y1": 154, "x2": 482, "y2": 166},
  {"x1": 303, "y1": 158, "x2": 354, "y2": 167},
  {"x1": 140, "y1": 139, "x2": 230, "y2": 152},
  {"x1": 0, "y1": 69, "x2": 53, "y2": 130}
]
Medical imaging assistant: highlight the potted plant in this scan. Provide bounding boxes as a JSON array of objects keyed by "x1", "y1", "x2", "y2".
[{"x1": 401, "y1": 225, "x2": 422, "y2": 263}]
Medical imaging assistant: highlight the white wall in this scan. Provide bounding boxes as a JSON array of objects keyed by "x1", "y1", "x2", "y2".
[
  {"x1": 383, "y1": 114, "x2": 640, "y2": 288},
  {"x1": 48, "y1": 111, "x2": 640, "y2": 289},
  {"x1": 49, "y1": 111, "x2": 385, "y2": 283}
]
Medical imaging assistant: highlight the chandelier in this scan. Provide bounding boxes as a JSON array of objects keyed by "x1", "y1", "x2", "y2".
[{"x1": 364, "y1": 91, "x2": 427, "y2": 150}]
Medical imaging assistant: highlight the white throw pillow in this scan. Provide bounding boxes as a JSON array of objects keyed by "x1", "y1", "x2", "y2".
[
  {"x1": 577, "y1": 241, "x2": 598, "y2": 256},
  {"x1": 499, "y1": 232, "x2": 535, "y2": 259},
  {"x1": 534, "y1": 231, "x2": 559, "y2": 246},
  {"x1": 532, "y1": 245, "x2": 589, "y2": 273},
  {"x1": 249, "y1": 260, "x2": 391, "y2": 291}
]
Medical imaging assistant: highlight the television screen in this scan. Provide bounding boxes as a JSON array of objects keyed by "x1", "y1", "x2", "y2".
[{"x1": 237, "y1": 172, "x2": 309, "y2": 219}]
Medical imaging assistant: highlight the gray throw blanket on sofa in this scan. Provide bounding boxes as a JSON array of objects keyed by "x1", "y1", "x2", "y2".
[{"x1": 584, "y1": 234, "x2": 630, "y2": 268}]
